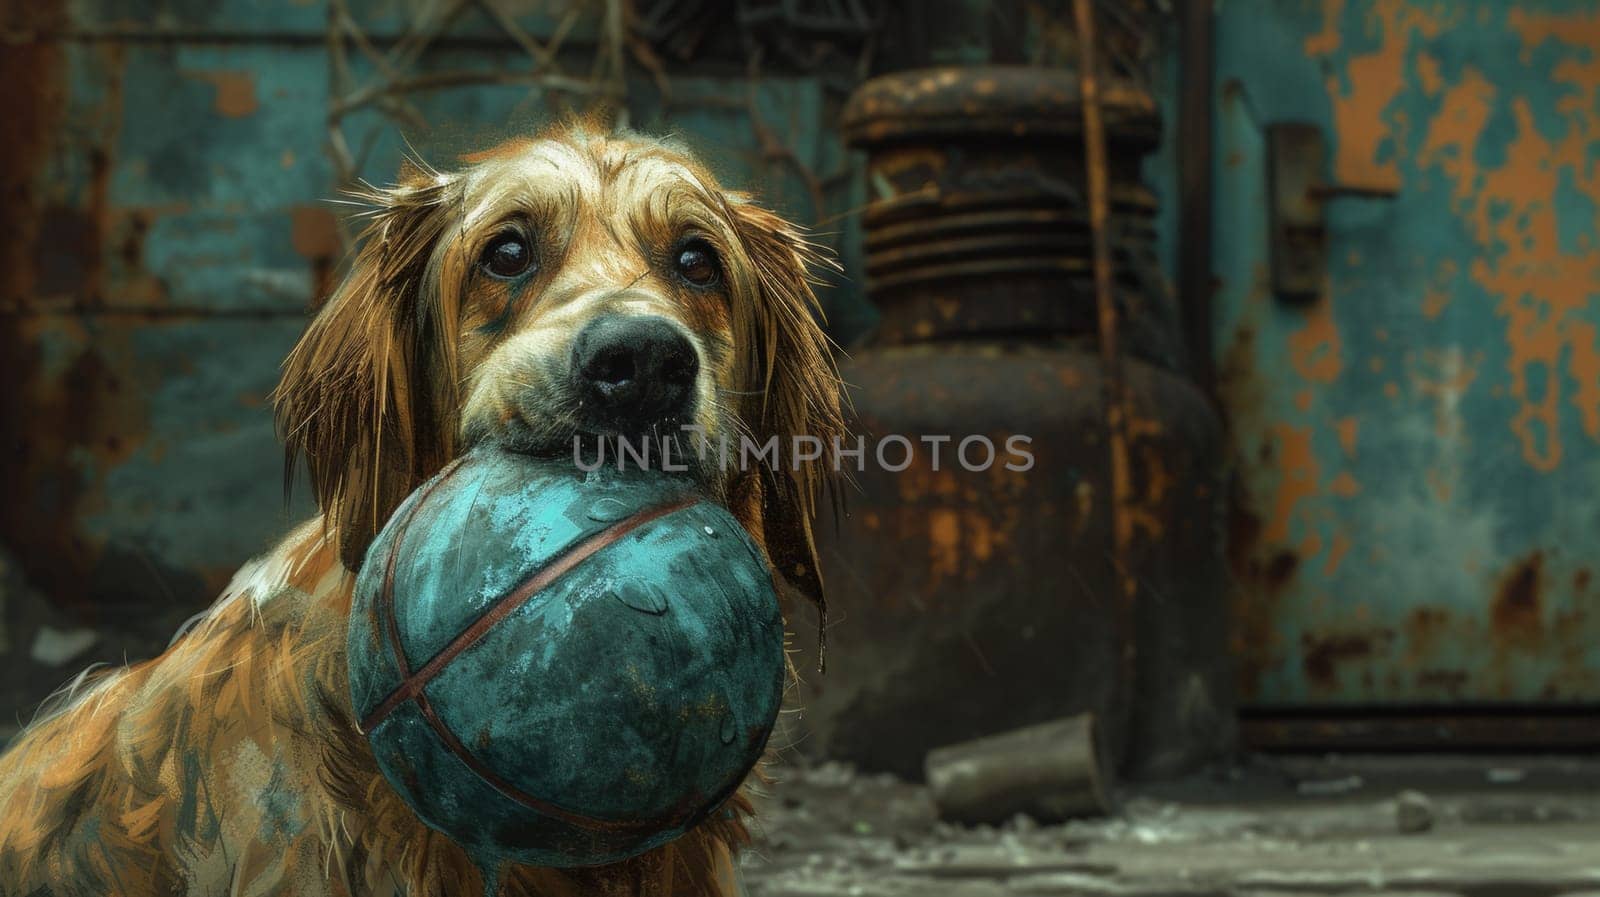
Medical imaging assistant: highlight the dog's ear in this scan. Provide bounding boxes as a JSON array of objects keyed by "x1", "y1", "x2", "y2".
[
  {"x1": 725, "y1": 197, "x2": 846, "y2": 637},
  {"x1": 274, "y1": 165, "x2": 462, "y2": 571}
]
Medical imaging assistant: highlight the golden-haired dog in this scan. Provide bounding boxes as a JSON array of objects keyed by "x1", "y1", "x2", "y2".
[{"x1": 0, "y1": 122, "x2": 842, "y2": 896}]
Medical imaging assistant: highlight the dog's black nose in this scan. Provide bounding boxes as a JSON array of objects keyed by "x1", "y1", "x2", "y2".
[{"x1": 571, "y1": 315, "x2": 699, "y2": 428}]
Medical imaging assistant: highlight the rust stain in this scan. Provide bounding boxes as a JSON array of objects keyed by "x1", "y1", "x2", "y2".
[
  {"x1": 1311, "y1": 0, "x2": 1446, "y2": 188},
  {"x1": 1420, "y1": 258, "x2": 1461, "y2": 320},
  {"x1": 1263, "y1": 549, "x2": 1299, "y2": 593},
  {"x1": 1226, "y1": 504, "x2": 1264, "y2": 585},
  {"x1": 0, "y1": 3, "x2": 138, "y2": 612},
  {"x1": 1408, "y1": 9, "x2": 1600, "y2": 473},
  {"x1": 117, "y1": 208, "x2": 148, "y2": 270},
  {"x1": 1327, "y1": 471, "x2": 1361, "y2": 497},
  {"x1": 1416, "y1": 51, "x2": 1443, "y2": 96},
  {"x1": 107, "y1": 204, "x2": 180, "y2": 308},
  {"x1": 1141, "y1": 450, "x2": 1171, "y2": 506},
  {"x1": 1419, "y1": 66, "x2": 1496, "y2": 197},
  {"x1": 8, "y1": 52, "x2": 88, "y2": 308},
  {"x1": 1466, "y1": 97, "x2": 1600, "y2": 471},
  {"x1": 894, "y1": 458, "x2": 1023, "y2": 586},
  {"x1": 291, "y1": 205, "x2": 341, "y2": 304},
  {"x1": 1301, "y1": 631, "x2": 1375, "y2": 691},
  {"x1": 1333, "y1": 416, "x2": 1359, "y2": 457},
  {"x1": 1226, "y1": 498, "x2": 1284, "y2": 699},
  {"x1": 1127, "y1": 443, "x2": 1171, "y2": 541},
  {"x1": 1302, "y1": 0, "x2": 1345, "y2": 57},
  {"x1": 965, "y1": 511, "x2": 996, "y2": 564},
  {"x1": 1491, "y1": 551, "x2": 1544, "y2": 649},
  {"x1": 1263, "y1": 423, "x2": 1320, "y2": 544},
  {"x1": 1217, "y1": 318, "x2": 1262, "y2": 420},
  {"x1": 1416, "y1": 668, "x2": 1469, "y2": 697},
  {"x1": 190, "y1": 70, "x2": 260, "y2": 118},
  {"x1": 1421, "y1": 288, "x2": 1450, "y2": 319},
  {"x1": 1298, "y1": 532, "x2": 1323, "y2": 569},
  {"x1": 1404, "y1": 606, "x2": 1451, "y2": 664},
  {"x1": 0, "y1": 318, "x2": 154, "y2": 614},
  {"x1": 35, "y1": 204, "x2": 100, "y2": 298},
  {"x1": 1215, "y1": 266, "x2": 1273, "y2": 439},
  {"x1": 289, "y1": 206, "x2": 341, "y2": 258},
  {"x1": 1055, "y1": 366, "x2": 1085, "y2": 389},
  {"x1": 1228, "y1": 0, "x2": 1600, "y2": 696},
  {"x1": 1287, "y1": 298, "x2": 1344, "y2": 383},
  {"x1": 1323, "y1": 531, "x2": 1351, "y2": 576},
  {"x1": 1507, "y1": 8, "x2": 1600, "y2": 57}
]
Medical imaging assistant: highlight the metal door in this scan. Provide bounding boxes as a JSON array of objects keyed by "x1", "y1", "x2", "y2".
[{"x1": 1212, "y1": 0, "x2": 1600, "y2": 706}]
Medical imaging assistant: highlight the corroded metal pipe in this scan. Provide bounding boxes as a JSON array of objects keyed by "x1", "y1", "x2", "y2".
[
  {"x1": 926, "y1": 714, "x2": 1112, "y2": 824},
  {"x1": 1074, "y1": 0, "x2": 1139, "y2": 765}
]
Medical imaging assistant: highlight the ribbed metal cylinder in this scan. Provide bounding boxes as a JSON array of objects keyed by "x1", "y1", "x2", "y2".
[
  {"x1": 797, "y1": 65, "x2": 1232, "y2": 780},
  {"x1": 840, "y1": 66, "x2": 1179, "y2": 366}
]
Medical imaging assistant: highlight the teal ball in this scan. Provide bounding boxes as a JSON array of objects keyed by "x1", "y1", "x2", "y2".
[{"x1": 347, "y1": 445, "x2": 785, "y2": 868}]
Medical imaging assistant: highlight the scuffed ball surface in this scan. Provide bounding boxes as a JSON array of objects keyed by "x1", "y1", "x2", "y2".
[{"x1": 348, "y1": 446, "x2": 784, "y2": 867}]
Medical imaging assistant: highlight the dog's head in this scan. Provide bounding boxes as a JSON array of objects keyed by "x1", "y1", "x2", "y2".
[{"x1": 274, "y1": 123, "x2": 843, "y2": 606}]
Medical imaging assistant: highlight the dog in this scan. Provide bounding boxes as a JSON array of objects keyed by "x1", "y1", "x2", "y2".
[{"x1": 0, "y1": 121, "x2": 843, "y2": 897}]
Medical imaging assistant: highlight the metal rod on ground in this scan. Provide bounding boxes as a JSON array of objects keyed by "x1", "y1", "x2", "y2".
[
  {"x1": 925, "y1": 715, "x2": 1113, "y2": 825},
  {"x1": 1073, "y1": 0, "x2": 1137, "y2": 769}
]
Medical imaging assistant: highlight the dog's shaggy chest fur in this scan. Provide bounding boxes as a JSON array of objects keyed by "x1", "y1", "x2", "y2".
[{"x1": 0, "y1": 123, "x2": 841, "y2": 897}]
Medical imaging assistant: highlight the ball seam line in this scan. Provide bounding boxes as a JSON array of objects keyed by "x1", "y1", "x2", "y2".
[
  {"x1": 362, "y1": 494, "x2": 703, "y2": 833},
  {"x1": 376, "y1": 456, "x2": 472, "y2": 688}
]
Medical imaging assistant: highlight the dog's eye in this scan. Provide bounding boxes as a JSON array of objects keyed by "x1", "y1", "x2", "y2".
[
  {"x1": 481, "y1": 233, "x2": 534, "y2": 278},
  {"x1": 675, "y1": 242, "x2": 721, "y2": 287}
]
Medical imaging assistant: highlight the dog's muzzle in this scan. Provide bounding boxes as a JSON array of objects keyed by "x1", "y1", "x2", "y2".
[{"x1": 570, "y1": 314, "x2": 699, "y2": 433}]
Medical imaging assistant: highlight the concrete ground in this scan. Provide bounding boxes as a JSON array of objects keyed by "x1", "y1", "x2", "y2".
[{"x1": 740, "y1": 754, "x2": 1600, "y2": 897}]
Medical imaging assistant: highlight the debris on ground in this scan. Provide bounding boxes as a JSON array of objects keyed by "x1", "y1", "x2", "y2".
[
  {"x1": 745, "y1": 754, "x2": 1600, "y2": 897},
  {"x1": 1394, "y1": 789, "x2": 1435, "y2": 833},
  {"x1": 1295, "y1": 774, "x2": 1364, "y2": 796},
  {"x1": 925, "y1": 714, "x2": 1111, "y2": 825}
]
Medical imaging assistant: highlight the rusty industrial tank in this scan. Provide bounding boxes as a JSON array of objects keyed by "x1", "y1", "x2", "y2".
[{"x1": 791, "y1": 67, "x2": 1233, "y2": 779}]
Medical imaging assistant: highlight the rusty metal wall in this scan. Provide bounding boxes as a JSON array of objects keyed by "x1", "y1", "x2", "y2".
[
  {"x1": 1148, "y1": 0, "x2": 1600, "y2": 706},
  {"x1": 2, "y1": 7, "x2": 328, "y2": 666},
  {"x1": 0, "y1": 0, "x2": 870, "y2": 710}
]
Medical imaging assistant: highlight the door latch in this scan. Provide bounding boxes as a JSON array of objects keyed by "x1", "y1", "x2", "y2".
[{"x1": 1267, "y1": 122, "x2": 1400, "y2": 302}]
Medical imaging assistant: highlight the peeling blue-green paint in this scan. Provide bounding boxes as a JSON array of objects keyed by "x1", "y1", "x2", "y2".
[
  {"x1": 10, "y1": 2, "x2": 870, "y2": 639},
  {"x1": 1150, "y1": 0, "x2": 1600, "y2": 705}
]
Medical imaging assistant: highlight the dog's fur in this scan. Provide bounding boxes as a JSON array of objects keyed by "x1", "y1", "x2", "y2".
[{"x1": 0, "y1": 122, "x2": 842, "y2": 896}]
